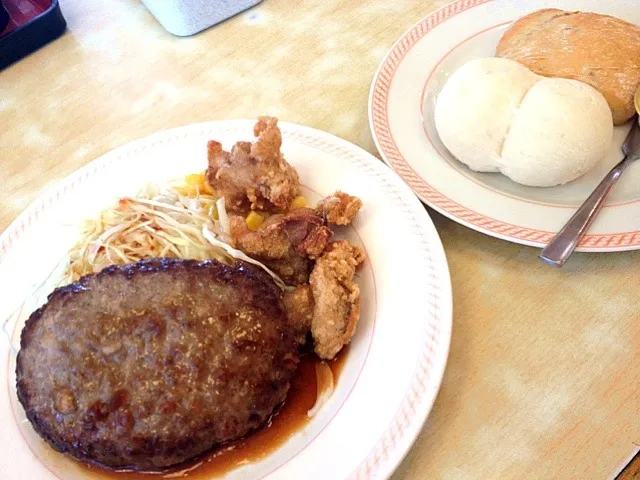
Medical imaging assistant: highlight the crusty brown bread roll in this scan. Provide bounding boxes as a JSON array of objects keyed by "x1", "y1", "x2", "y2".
[{"x1": 496, "y1": 9, "x2": 640, "y2": 125}]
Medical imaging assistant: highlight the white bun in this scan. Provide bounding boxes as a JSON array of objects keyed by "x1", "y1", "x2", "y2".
[
  {"x1": 434, "y1": 57, "x2": 539, "y2": 172},
  {"x1": 500, "y1": 78, "x2": 613, "y2": 187},
  {"x1": 434, "y1": 57, "x2": 613, "y2": 187}
]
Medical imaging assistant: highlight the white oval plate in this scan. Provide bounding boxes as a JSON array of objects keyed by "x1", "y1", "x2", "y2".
[
  {"x1": 0, "y1": 121, "x2": 452, "y2": 480},
  {"x1": 369, "y1": 0, "x2": 640, "y2": 251}
]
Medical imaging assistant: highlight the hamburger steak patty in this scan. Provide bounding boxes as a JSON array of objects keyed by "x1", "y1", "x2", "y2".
[{"x1": 16, "y1": 258, "x2": 298, "y2": 471}]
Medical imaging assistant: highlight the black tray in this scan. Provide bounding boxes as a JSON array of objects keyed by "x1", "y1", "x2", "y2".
[{"x1": 0, "y1": 0, "x2": 66, "y2": 70}]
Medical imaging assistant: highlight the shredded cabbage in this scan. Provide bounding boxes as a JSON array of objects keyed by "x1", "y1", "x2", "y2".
[
  {"x1": 62, "y1": 181, "x2": 287, "y2": 290},
  {"x1": 216, "y1": 196, "x2": 230, "y2": 236}
]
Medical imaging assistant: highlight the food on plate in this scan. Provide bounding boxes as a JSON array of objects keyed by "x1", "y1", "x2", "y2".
[
  {"x1": 206, "y1": 116, "x2": 301, "y2": 213},
  {"x1": 434, "y1": 57, "x2": 613, "y2": 187},
  {"x1": 64, "y1": 184, "x2": 223, "y2": 284},
  {"x1": 16, "y1": 258, "x2": 298, "y2": 471},
  {"x1": 309, "y1": 241, "x2": 365, "y2": 360},
  {"x1": 228, "y1": 190, "x2": 361, "y2": 286},
  {"x1": 229, "y1": 207, "x2": 333, "y2": 285},
  {"x1": 16, "y1": 116, "x2": 366, "y2": 472},
  {"x1": 315, "y1": 191, "x2": 363, "y2": 225},
  {"x1": 283, "y1": 240, "x2": 365, "y2": 360},
  {"x1": 283, "y1": 283, "x2": 315, "y2": 345},
  {"x1": 500, "y1": 78, "x2": 613, "y2": 187},
  {"x1": 496, "y1": 9, "x2": 640, "y2": 125},
  {"x1": 434, "y1": 57, "x2": 538, "y2": 173}
]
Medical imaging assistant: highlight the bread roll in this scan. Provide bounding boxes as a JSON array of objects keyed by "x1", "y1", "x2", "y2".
[
  {"x1": 496, "y1": 9, "x2": 640, "y2": 125},
  {"x1": 433, "y1": 57, "x2": 613, "y2": 187},
  {"x1": 500, "y1": 78, "x2": 613, "y2": 187},
  {"x1": 433, "y1": 57, "x2": 538, "y2": 172}
]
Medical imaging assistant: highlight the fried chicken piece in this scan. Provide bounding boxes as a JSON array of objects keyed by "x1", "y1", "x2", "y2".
[
  {"x1": 230, "y1": 208, "x2": 333, "y2": 285},
  {"x1": 315, "y1": 191, "x2": 363, "y2": 225},
  {"x1": 280, "y1": 240, "x2": 366, "y2": 358},
  {"x1": 206, "y1": 117, "x2": 301, "y2": 214},
  {"x1": 309, "y1": 241, "x2": 365, "y2": 360},
  {"x1": 283, "y1": 284, "x2": 314, "y2": 345}
]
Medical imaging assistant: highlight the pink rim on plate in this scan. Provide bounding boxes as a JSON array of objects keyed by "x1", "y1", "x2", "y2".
[
  {"x1": 0, "y1": 120, "x2": 452, "y2": 480},
  {"x1": 369, "y1": 0, "x2": 640, "y2": 251}
]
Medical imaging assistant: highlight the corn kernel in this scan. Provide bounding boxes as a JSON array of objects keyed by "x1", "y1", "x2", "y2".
[
  {"x1": 184, "y1": 173, "x2": 202, "y2": 186},
  {"x1": 173, "y1": 185, "x2": 194, "y2": 197},
  {"x1": 290, "y1": 196, "x2": 307, "y2": 209},
  {"x1": 177, "y1": 172, "x2": 215, "y2": 197},
  {"x1": 202, "y1": 177, "x2": 214, "y2": 196},
  {"x1": 246, "y1": 211, "x2": 265, "y2": 231}
]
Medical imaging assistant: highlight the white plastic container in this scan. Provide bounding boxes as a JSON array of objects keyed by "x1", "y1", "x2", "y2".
[{"x1": 141, "y1": 0, "x2": 263, "y2": 37}]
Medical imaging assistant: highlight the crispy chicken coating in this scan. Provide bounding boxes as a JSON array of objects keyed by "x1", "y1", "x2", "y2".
[
  {"x1": 207, "y1": 116, "x2": 366, "y2": 360},
  {"x1": 206, "y1": 117, "x2": 300, "y2": 213},
  {"x1": 283, "y1": 284, "x2": 314, "y2": 345},
  {"x1": 315, "y1": 191, "x2": 363, "y2": 225},
  {"x1": 309, "y1": 241, "x2": 365, "y2": 359},
  {"x1": 281, "y1": 241, "x2": 365, "y2": 359},
  {"x1": 229, "y1": 208, "x2": 333, "y2": 285}
]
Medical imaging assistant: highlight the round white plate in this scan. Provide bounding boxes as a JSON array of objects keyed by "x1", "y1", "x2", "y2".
[
  {"x1": 0, "y1": 121, "x2": 452, "y2": 480},
  {"x1": 369, "y1": 0, "x2": 640, "y2": 251}
]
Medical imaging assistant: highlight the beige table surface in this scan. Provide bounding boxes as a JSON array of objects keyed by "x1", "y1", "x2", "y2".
[{"x1": 1, "y1": 0, "x2": 639, "y2": 478}]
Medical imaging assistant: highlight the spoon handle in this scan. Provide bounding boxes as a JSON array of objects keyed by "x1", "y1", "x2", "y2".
[{"x1": 539, "y1": 156, "x2": 631, "y2": 267}]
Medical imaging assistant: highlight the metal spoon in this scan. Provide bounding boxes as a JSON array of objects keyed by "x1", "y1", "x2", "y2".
[{"x1": 539, "y1": 89, "x2": 640, "y2": 267}]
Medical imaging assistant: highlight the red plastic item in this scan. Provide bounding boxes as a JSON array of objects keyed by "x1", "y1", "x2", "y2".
[
  {"x1": 0, "y1": 0, "x2": 66, "y2": 69},
  {"x1": 2, "y1": 0, "x2": 51, "y2": 36}
]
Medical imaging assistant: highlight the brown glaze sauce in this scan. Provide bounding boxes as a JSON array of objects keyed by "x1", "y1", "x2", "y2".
[{"x1": 78, "y1": 347, "x2": 349, "y2": 479}]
